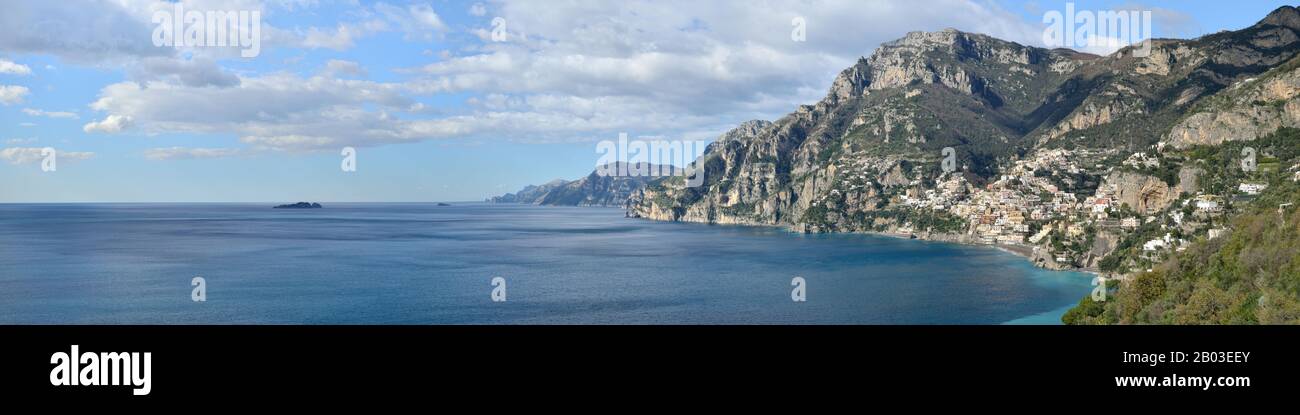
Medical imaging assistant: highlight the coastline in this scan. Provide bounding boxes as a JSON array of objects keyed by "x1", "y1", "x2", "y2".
[
  {"x1": 871, "y1": 230, "x2": 1100, "y2": 276},
  {"x1": 496, "y1": 201, "x2": 1103, "y2": 276}
]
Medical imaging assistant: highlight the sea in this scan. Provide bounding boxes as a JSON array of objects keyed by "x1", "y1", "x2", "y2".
[{"x1": 0, "y1": 203, "x2": 1093, "y2": 324}]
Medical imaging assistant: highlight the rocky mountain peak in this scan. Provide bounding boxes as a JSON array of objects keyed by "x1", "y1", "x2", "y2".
[
  {"x1": 827, "y1": 58, "x2": 872, "y2": 102},
  {"x1": 1260, "y1": 5, "x2": 1300, "y2": 30},
  {"x1": 717, "y1": 120, "x2": 773, "y2": 142},
  {"x1": 870, "y1": 29, "x2": 1053, "y2": 92}
]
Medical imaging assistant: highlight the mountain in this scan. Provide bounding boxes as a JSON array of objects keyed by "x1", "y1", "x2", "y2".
[
  {"x1": 488, "y1": 162, "x2": 669, "y2": 207},
  {"x1": 630, "y1": 28, "x2": 1095, "y2": 227},
  {"x1": 630, "y1": 7, "x2": 1300, "y2": 232},
  {"x1": 487, "y1": 179, "x2": 570, "y2": 204},
  {"x1": 623, "y1": 6, "x2": 1300, "y2": 324}
]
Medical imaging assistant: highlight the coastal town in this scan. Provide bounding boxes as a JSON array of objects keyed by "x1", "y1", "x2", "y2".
[{"x1": 872, "y1": 144, "x2": 1293, "y2": 277}]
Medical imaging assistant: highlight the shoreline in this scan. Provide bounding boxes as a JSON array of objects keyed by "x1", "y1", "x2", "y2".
[
  {"x1": 625, "y1": 212, "x2": 1103, "y2": 276},
  {"x1": 501, "y1": 202, "x2": 1103, "y2": 276},
  {"x1": 878, "y1": 231, "x2": 1100, "y2": 275}
]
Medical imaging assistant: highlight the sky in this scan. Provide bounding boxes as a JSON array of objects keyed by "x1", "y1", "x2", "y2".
[{"x1": 0, "y1": 0, "x2": 1293, "y2": 202}]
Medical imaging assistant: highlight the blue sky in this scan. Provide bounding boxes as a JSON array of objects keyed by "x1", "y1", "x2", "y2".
[{"x1": 0, "y1": 0, "x2": 1292, "y2": 202}]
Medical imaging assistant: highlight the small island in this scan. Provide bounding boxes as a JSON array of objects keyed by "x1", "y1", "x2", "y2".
[
  {"x1": 273, "y1": 202, "x2": 322, "y2": 209},
  {"x1": 436, "y1": 203, "x2": 451, "y2": 206}
]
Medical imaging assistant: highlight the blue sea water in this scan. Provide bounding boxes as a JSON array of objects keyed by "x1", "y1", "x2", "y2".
[{"x1": 0, "y1": 203, "x2": 1092, "y2": 324}]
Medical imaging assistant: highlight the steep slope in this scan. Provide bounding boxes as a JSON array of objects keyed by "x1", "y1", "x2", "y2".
[
  {"x1": 1066, "y1": 168, "x2": 1300, "y2": 324},
  {"x1": 1034, "y1": 5, "x2": 1300, "y2": 150},
  {"x1": 630, "y1": 29, "x2": 1093, "y2": 229},
  {"x1": 1063, "y1": 41, "x2": 1300, "y2": 323}
]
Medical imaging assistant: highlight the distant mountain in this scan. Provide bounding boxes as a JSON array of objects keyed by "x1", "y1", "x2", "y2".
[
  {"x1": 488, "y1": 162, "x2": 671, "y2": 207},
  {"x1": 487, "y1": 179, "x2": 570, "y2": 204}
]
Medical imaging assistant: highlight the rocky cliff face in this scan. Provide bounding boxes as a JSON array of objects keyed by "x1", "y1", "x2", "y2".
[
  {"x1": 1167, "y1": 55, "x2": 1300, "y2": 148},
  {"x1": 1034, "y1": 6, "x2": 1300, "y2": 149},
  {"x1": 629, "y1": 28, "x2": 1095, "y2": 230},
  {"x1": 1106, "y1": 171, "x2": 1177, "y2": 214}
]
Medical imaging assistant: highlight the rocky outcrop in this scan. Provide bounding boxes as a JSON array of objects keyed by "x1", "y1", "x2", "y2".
[
  {"x1": 273, "y1": 202, "x2": 322, "y2": 209},
  {"x1": 1107, "y1": 172, "x2": 1177, "y2": 214},
  {"x1": 1167, "y1": 57, "x2": 1300, "y2": 148}
]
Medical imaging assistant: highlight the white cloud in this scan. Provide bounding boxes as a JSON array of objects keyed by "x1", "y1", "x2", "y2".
[
  {"x1": 82, "y1": 73, "x2": 414, "y2": 148},
  {"x1": 22, "y1": 108, "x2": 79, "y2": 119},
  {"x1": 129, "y1": 57, "x2": 241, "y2": 88},
  {"x1": 0, "y1": 0, "x2": 345, "y2": 62},
  {"x1": 0, "y1": 85, "x2": 29, "y2": 105},
  {"x1": 83, "y1": 114, "x2": 134, "y2": 134},
  {"x1": 240, "y1": 134, "x2": 337, "y2": 151},
  {"x1": 0, "y1": 147, "x2": 93, "y2": 164},
  {"x1": 5, "y1": 138, "x2": 36, "y2": 145},
  {"x1": 469, "y1": 3, "x2": 487, "y2": 17},
  {"x1": 0, "y1": 1, "x2": 169, "y2": 64},
  {"x1": 399, "y1": 0, "x2": 1044, "y2": 139},
  {"x1": 71, "y1": 1, "x2": 1052, "y2": 152},
  {"x1": 324, "y1": 59, "x2": 367, "y2": 77},
  {"x1": 266, "y1": 2, "x2": 453, "y2": 50},
  {"x1": 0, "y1": 58, "x2": 31, "y2": 75},
  {"x1": 291, "y1": 23, "x2": 369, "y2": 50},
  {"x1": 144, "y1": 146, "x2": 243, "y2": 160},
  {"x1": 376, "y1": 2, "x2": 449, "y2": 41},
  {"x1": 0, "y1": 0, "x2": 389, "y2": 77}
]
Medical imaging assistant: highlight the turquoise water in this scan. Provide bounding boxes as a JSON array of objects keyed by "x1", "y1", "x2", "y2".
[{"x1": 0, "y1": 203, "x2": 1092, "y2": 324}]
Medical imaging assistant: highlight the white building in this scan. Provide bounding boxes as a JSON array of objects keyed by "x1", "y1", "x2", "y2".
[
  {"x1": 1196, "y1": 200, "x2": 1221, "y2": 212},
  {"x1": 1121, "y1": 217, "x2": 1140, "y2": 229},
  {"x1": 1238, "y1": 183, "x2": 1269, "y2": 195}
]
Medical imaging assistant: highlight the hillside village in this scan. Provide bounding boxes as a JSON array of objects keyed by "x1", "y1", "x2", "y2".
[{"x1": 877, "y1": 142, "x2": 1295, "y2": 277}]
